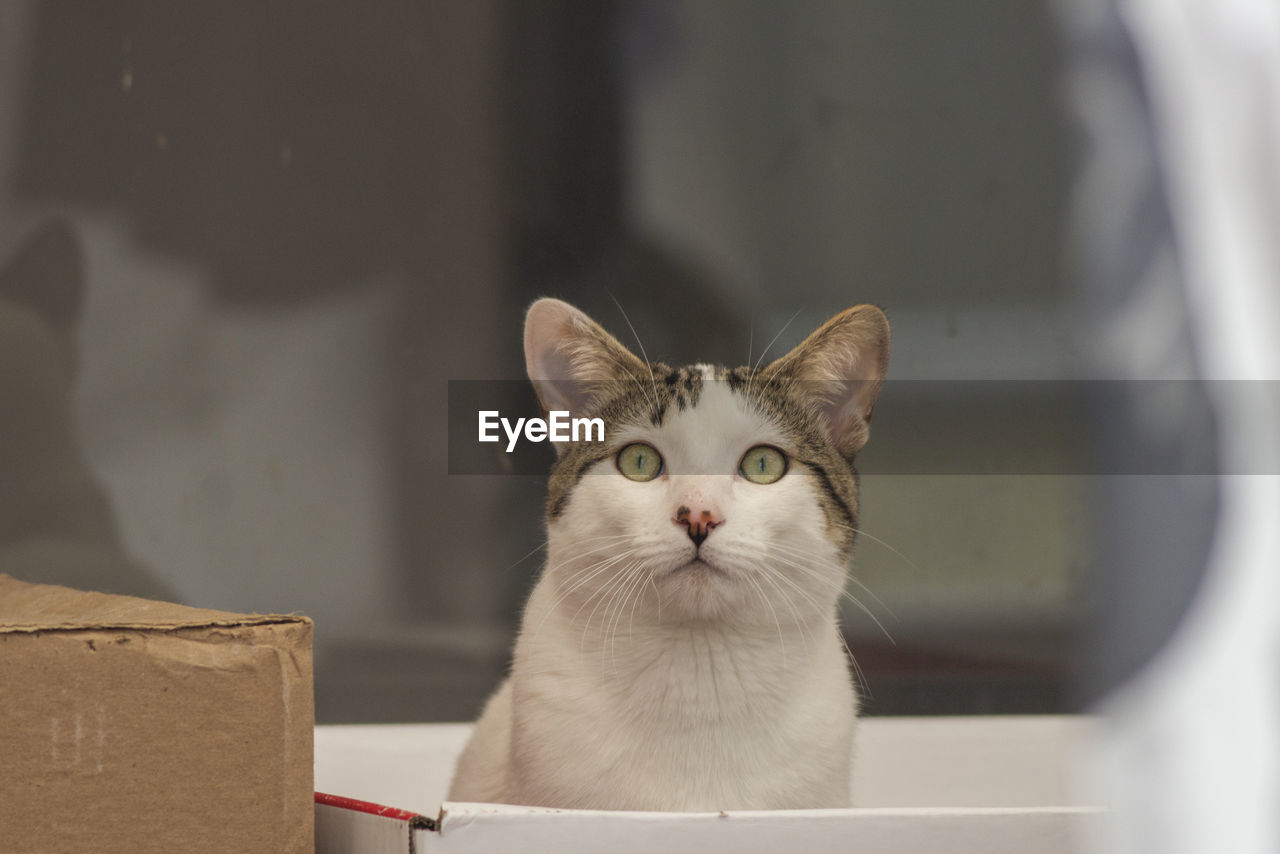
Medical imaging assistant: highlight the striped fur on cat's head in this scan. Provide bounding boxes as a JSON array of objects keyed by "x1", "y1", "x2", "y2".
[{"x1": 524, "y1": 298, "x2": 889, "y2": 625}]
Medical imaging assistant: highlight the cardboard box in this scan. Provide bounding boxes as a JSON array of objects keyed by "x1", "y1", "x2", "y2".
[
  {"x1": 314, "y1": 716, "x2": 1101, "y2": 854},
  {"x1": 0, "y1": 574, "x2": 314, "y2": 853}
]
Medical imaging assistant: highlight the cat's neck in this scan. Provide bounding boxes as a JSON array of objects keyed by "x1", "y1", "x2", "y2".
[{"x1": 516, "y1": 571, "x2": 846, "y2": 723}]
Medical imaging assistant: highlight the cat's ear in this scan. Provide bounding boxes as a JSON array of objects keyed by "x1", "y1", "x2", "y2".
[
  {"x1": 524, "y1": 298, "x2": 648, "y2": 423},
  {"x1": 0, "y1": 219, "x2": 85, "y2": 329},
  {"x1": 763, "y1": 305, "x2": 890, "y2": 458}
]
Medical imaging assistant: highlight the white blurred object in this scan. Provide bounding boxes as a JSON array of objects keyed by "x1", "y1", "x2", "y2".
[
  {"x1": 1089, "y1": 1, "x2": 1280, "y2": 853},
  {"x1": 69, "y1": 215, "x2": 401, "y2": 630}
]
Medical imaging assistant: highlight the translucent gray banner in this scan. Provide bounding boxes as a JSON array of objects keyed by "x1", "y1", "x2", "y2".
[{"x1": 445, "y1": 379, "x2": 1267, "y2": 475}]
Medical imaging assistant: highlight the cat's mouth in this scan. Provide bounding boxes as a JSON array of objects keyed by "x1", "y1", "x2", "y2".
[{"x1": 671, "y1": 557, "x2": 728, "y2": 578}]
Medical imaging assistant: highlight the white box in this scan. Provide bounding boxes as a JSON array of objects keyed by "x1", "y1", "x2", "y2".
[{"x1": 314, "y1": 716, "x2": 1100, "y2": 854}]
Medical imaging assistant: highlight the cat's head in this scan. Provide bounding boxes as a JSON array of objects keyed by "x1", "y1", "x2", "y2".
[{"x1": 524, "y1": 298, "x2": 889, "y2": 627}]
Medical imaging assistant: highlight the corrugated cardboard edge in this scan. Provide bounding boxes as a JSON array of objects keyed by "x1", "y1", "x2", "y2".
[
  {"x1": 0, "y1": 613, "x2": 311, "y2": 633},
  {"x1": 0, "y1": 573, "x2": 311, "y2": 633},
  {"x1": 315, "y1": 793, "x2": 437, "y2": 854},
  {"x1": 316, "y1": 792, "x2": 438, "y2": 830}
]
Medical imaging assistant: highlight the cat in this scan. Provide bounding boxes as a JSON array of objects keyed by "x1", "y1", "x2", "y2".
[
  {"x1": 0, "y1": 219, "x2": 177, "y2": 602},
  {"x1": 448, "y1": 297, "x2": 889, "y2": 811}
]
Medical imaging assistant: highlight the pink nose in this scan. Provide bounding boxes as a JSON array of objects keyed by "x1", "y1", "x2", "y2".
[{"x1": 674, "y1": 505, "x2": 724, "y2": 547}]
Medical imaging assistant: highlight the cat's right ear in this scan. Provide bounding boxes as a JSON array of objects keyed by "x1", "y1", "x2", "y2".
[
  {"x1": 524, "y1": 298, "x2": 647, "y2": 424},
  {"x1": 762, "y1": 304, "x2": 890, "y2": 459}
]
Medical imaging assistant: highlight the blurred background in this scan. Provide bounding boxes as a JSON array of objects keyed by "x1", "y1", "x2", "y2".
[{"x1": 0, "y1": 0, "x2": 1164, "y2": 724}]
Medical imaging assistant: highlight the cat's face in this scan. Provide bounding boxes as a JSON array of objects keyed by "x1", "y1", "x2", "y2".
[{"x1": 525, "y1": 299, "x2": 889, "y2": 628}]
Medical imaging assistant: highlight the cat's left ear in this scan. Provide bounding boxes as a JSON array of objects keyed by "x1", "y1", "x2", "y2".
[
  {"x1": 763, "y1": 305, "x2": 890, "y2": 459},
  {"x1": 524, "y1": 299, "x2": 648, "y2": 452}
]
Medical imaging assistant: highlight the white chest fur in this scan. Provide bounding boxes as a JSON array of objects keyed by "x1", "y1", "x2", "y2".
[{"x1": 496, "y1": 579, "x2": 857, "y2": 811}]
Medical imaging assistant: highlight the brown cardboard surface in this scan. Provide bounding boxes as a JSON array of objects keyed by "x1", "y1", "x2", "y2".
[{"x1": 0, "y1": 575, "x2": 314, "y2": 853}]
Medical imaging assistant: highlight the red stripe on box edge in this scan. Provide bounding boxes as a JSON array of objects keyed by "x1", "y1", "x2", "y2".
[{"x1": 315, "y1": 792, "x2": 437, "y2": 831}]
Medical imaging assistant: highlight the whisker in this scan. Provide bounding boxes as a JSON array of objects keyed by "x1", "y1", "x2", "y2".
[
  {"x1": 750, "y1": 565, "x2": 813, "y2": 659},
  {"x1": 608, "y1": 292, "x2": 662, "y2": 418},
  {"x1": 647, "y1": 574, "x2": 663, "y2": 624},
  {"x1": 523, "y1": 548, "x2": 640, "y2": 645},
  {"x1": 746, "y1": 307, "x2": 803, "y2": 404},
  {"x1": 757, "y1": 544, "x2": 896, "y2": 644},
  {"x1": 563, "y1": 551, "x2": 637, "y2": 613},
  {"x1": 575, "y1": 564, "x2": 631, "y2": 656},
  {"x1": 614, "y1": 564, "x2": 652, "y2": 671},
  {"x1": 829, "y1": 522, "x2": 924, "y2": 575},
  {"x1": 738, "y1": 569, "x2": 788, "y2": 670},
  {"x1": 602, "y1": 561, "x2": 649, "y2": 675},
  {"x1": 839, "y1": 630, "x2": 873, "y2": 702},
  {"x1": 751, "y1": 308, "x2": 803, "y2": 379},
  {"x1": 538, "y1": 535, "x2": 637, "y2": 577},
  {"x1": 764, "y1": 540, "x2": 898, "y2": 621},
  {"x1": 579, "y1": 558, "x2": 643, "y2": 657},
  {"x1": 549, "y1": 542, "x2": 639, "y2": 590},
  {"x1": 752, "y1": 558, "x2": 827, "y2": 616},
  {"x1": 755, "y1": 559, "x2": 875, "y2": 696},
  {"x1": 553, "y1": 554, "x2": 632, "y2": 603},
  {"x1": 502, "y1": 538, "x2": 548, "y2": 575},
  {"x1": 626, "y1": 567, "x2": 656, "y2": 647},
  {"x1": 609, "y1": 563, "x2": 653, "y2": 666}
]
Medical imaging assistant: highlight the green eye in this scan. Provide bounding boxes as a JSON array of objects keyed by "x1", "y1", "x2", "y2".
[
  {"x1": 616, "y1": 443, "x2": 663, "y2": 482},
  {"x1": 740, "y1": 446, "x2": 787, "y2": 484}
]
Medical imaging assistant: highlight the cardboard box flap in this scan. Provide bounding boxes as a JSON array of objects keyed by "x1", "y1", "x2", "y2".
[
  {"x1": 431, "y1": 801, "x2": 1098, "y2": 854},
  {"x1": 0, "y1": 573, "x2": 308, "y2": 633},
  {"x1": 314, "y1": 798, "x2": 1100, "y2": 854},
  {"x1": 314, "y1": 720, "x2": 1103, "y2": 854}
]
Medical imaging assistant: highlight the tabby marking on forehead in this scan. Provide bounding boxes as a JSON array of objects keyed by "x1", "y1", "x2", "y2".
[{"x1": 546, "y1": 365, "x2": 861, "y2": 558}]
